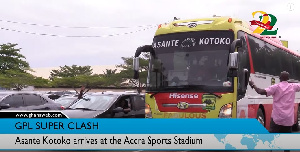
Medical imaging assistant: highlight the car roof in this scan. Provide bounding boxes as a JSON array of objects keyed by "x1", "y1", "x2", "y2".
[
  {"x1": 0, "y1": 91, "x2": 55, "y2": 101},
  {"x1": 94, "y1": 91, "x2": 142, "y2": 96},
  {"x1": 57, "y1": 96, "x2": 78, "y2": 99},
  {"x1": 78, "y1": 91, "x2": 143, "y2": 97},
  {"x1": 46, "y1": 90, "x2": 75, "y2": 93},
  {"x1": 0, "y1": 91, "x2": 44, "y2": 95}
]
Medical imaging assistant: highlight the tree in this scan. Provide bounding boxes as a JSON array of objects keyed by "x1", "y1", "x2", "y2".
[
  {"x1": 51, "y1": 77, "x2": 81, "y2": 88},
  {"x1": 51, "y1": 75, "x2": 106, "y2": 88},
  {"x1": 0, "y1": 70, "x2": 35, "y2": 90},
  {"x1": 0, "y1": 43, "x2": 31, "y2": 74},
  {"x1": 32, "y1": 77, "x2": 51, "y2": 88},
  {"x1": 0, "y1": 43, "x2": 41, "y2": 90},
  {"x1": 103, "y1": 69, "x2": 117, "y2": 77},
  {"x1": 116, "y1": 53, "x2": 149, "y2": 87},
  {"x1": 49, "y1": 65, "x2": 93, "y2": 80},
  {"x1": 77, "y1": 75, "x2": 106, "y2": 88},
  {"x1": 101, "y1": 68, "x2": 122, "y2": 87}
]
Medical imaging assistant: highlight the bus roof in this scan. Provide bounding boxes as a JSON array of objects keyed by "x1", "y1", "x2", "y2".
[
  {"x1": 155, "y1": 16, "x2": 237, "y2": 36},
  {"x1": 246, "y1": 24, "x2": 300, "y2": 57},
  {"x1": 155, "y1": 16, "x2": 299, "y2": 57}
]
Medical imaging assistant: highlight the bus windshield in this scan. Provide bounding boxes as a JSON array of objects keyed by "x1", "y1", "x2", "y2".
[{"x1": 148, "y1": 30, "x2": 234, "y2": 92}]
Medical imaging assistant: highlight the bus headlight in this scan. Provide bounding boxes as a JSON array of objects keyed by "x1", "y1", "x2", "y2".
[
  {"x1": 145, "y1": 104, "x2": 152, "y2": 118},
  {"x1": 219, "y1": 103, "x2": 232, "y2": 118}
]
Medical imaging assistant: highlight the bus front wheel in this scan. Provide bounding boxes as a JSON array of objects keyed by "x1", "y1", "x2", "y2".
[{"x1": 256, "y1": 108, "x2": 265, "y2": 127}]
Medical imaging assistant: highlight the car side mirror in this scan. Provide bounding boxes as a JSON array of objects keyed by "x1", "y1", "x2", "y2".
[
  {"x1": 0, "y1": 103, "x2": 10, "y2": 110},
  {"x1": 229, "y1": 39, "x2": 242, "y2": 53},
  {"x1": 113, "y1": 107, "x2": 124, "y2": 113}
]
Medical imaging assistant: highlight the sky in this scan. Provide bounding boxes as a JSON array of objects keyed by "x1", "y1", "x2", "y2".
[{"x1": 0, "y1": 0, "x2": 299, "y2": 68}]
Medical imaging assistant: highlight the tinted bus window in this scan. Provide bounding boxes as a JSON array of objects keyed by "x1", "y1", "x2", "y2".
[
  {"x1": 265, "y1": 44, "x2": 281, "y2": 76},
  {"x1": 281, "y1": 51, "x2": 293, "y2": 76},
  {"x1": 247, "y1": 34, "x2": 266, "y2": 73},
  {"x1": 292, "y1": 55, "x2": 300, "y2": 81}
]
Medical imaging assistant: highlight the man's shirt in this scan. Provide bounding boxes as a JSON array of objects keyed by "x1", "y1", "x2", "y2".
[{"x1": 265, "y1": 81, "x2": 300, "y2": 126}]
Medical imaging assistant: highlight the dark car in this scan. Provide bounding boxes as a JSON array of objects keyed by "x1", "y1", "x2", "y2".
[
  {"x1": 62, "y1": 91, "x2": 145, "y2": 118},
  {"x1": 0, "y1": 91, "x2": 63, "y2": 110}
]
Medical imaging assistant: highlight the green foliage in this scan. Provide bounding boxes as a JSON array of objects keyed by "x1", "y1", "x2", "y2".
[
  {"x1": 0, "y1": 43, "x2": 31, "y2": 74},
  {"x1": 103, "y1": 69, "x2": 117, "y2": 77},
  {"x1": 52, "y1": 75, "x2": 106, "y2": 88},
  {"x1": 49, "y1": 55, "x2": 150, "y2": 88},
  {"x1": 51, "y1": 77, "x2": 79, "y2": 88},
  {"x1": 101, "y1": 68, "x2": 122, "y2": 87},
  {"x1": 32, "y1": 77, "x2": 51, "y2": 88},
  {"x1": 116, "y1": 53, "x2": 149, "y2": 87},
  {"x1": 49, "y1": 65, "x2": 93, "y2": 80},
  {"x1": 0, "y1": 42, "x2": 150, "y2": 89},
  {"x1": 0, "y1": 70, "x2": 35, "y2": 90},
  {"x1": 77, "y1": 75, "x2": 106, "y2": 88}
]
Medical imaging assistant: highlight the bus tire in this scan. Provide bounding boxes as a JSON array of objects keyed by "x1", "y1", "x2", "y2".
[
  {"x1": 256, "y1": 108, "x2": 265, "y2": 127},
  {"x1": 292, "y1": 106, "x2": 300, "y2": 131}
]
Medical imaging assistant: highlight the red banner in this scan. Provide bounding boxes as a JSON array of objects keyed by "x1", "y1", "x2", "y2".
[{"x1": 250, "y1": 20, "x2": 273, "y2": 30}]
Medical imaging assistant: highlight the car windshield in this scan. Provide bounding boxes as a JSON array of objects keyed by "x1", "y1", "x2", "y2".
[
  {"x1": 56, "y1": 98, "x2": 77, "y2": 107},
  {"x1": 148, "y1": 30, "x2": 234, "y2": 92},
  {"x1": 68, "y1": 94, "x2": 118, "y2": 110}
]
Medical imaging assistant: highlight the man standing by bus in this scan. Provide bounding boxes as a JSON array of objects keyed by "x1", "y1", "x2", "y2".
[
  {"x1": 249, "y1": 71, "x2": 299, "y2": 152},
  {"x1": 249, "y1": 71, "x2": 300, "y2": 134}
]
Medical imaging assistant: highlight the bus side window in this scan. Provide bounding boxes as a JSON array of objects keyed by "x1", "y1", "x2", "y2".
[
  {"x1": 247, "y1": 35, "x2": 267, "y2": 74},
  {"x1": 292, "y1": 56, "x2": 300, "y2": 80},
  {"x1": 264, "y1": 44, "x2": 279, "y2": 76},
  {"x1": 281, "y1": 52, "x2": 293, "y2": 76}
]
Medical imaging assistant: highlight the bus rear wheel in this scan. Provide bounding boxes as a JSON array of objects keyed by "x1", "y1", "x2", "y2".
[{"x1": 257, "y1": 108, "x2": 265, "y2": 127}]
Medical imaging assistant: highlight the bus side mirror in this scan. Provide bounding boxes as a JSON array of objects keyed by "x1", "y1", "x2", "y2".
[
  {"x1": 133, "y1": 45, "x2": 154, "y2": 80},
  {"x1": 133, "y1": 57, "x2": 140, "y2": 79},
  {"x1": 230, "y1": 39, "x2": 242, "y2": 53},
  {"x1": 241, "y1": 69, "x2": 249, "y2": 93},
  {"x1": 227, "y1": 52, "x2": 238, "y2": 77},
  {"x1": 228, "y1": 52, "x2": 238, "y2": 69}
]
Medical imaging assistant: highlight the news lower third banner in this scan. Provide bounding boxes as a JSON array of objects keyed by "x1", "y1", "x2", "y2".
[{"x1": 0, "y1": 113, "x2": 299, "y2": 150}]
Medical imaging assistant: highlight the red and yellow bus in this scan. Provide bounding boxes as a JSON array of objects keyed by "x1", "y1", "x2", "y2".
[{"x1": 133, "y1": 16, "x2": 300, "y2": 131}]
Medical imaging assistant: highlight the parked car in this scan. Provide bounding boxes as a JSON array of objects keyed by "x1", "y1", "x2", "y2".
[
  {"x1": 56, "y1": 92, "x2": 95, "y2": 109},
  {"x1": 45, "y1": 91, "x2": 76, "y2": 100},
  {"x1": 0, "y1": 91, "x2": 63, "y2": 110},
  {"x1": 62, "y1": 91, "x2": 145, "y2": 118},
  {"x1": 55, "y1": 95, "x2": 78, "y2": 109}
]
